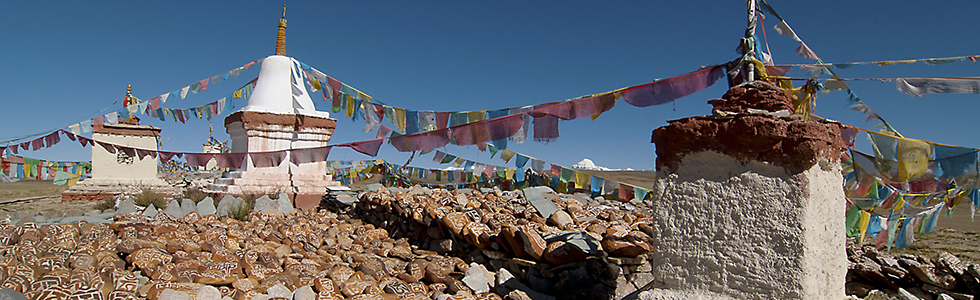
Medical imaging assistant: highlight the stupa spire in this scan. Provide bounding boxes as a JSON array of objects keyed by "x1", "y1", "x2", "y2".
[{"x1": 275, "y1": 6, "x2": 287, "y2": 56}]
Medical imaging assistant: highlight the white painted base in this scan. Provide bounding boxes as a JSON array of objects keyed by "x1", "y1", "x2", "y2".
[{"x1": 648, "y1": 151, "x2": 845, "y2": 300}]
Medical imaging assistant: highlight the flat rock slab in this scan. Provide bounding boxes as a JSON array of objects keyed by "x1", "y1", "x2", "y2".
[
  {"x1": 117, "y1": 199, "x2": 137, "y2": 215},
  {"x1": 163, "y1": 200, "x2": 185, "y2": 218},
  {"x1": 523, "y1": 186, "x2": 559, "y2": 218},
  {"x1": 180, "y1": 199, "x2": 197, "y2": 216},
  {"x1": 216, "y1": 195, "x2": 242, "y2": 217},
  {"x1": 197, "y1": 197, "x2": 217, "y2": 216},
  {"x1": 0, "y1": 288, "x2": 28, "y2": 300},
  {"x1": 254, "y1": 196, "x2": 277, "y2": 213},
  {"x1": 143, "y1": 204, "x2": 158, "y2": 217},
  {"x1": 276, "y1": 194, "x2": 293, "y2": 213},
  {"x1": 365, "y1": 183, "x2": 384, "y2": 193}
]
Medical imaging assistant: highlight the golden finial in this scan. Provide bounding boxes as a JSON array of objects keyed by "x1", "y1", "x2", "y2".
[
  {"x1": 275, "y1": 6, "x2": 287, "y2": 56},
  {"x1": 126, "y1": 84, "x2": 132, "y2": 96}
]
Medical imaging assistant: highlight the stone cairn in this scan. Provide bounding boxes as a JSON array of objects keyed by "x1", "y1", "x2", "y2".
[{"x1": 846, "y1": 244, "x2": 980, "y2": 300}]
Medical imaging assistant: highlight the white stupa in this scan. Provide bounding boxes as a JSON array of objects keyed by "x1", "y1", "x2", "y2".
[
  {"x1": 242, "y1": 54, "x2": 328, "y2": 118},
  {"x1": 211, "y1": 7, "x2": 341, "y2": 209}
]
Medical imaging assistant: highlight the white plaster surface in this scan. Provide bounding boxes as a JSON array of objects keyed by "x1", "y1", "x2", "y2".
[
  {"x1": 82, "y1": 130, "x2": 169, "y2": 187},
  {"x1": 242, "y1": 55, "x2": 328, "y2": 118},
  {"x1": 648, "y1": 151, "x2": 845, "y2": 300},
  {"x1": 221, "y1": 120, "x2": 339, "y2": 195}
]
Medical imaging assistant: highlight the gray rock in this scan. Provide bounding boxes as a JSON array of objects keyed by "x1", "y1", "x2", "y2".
[
  {"x1": 163, "y1": 200, "x2": 185, "y2": 218},
  {"x1": 334, "y1": 194, "x2": 356, "y2": 206},
  {"x1": 142, "y1": 204, "x2": 158, "y2": 217},
  {"x1": 33, "y1": 215, "x2": 46, "y2": 223},
  {"x1": 365, "y1": 183, "x2": 384, "y2": 193},
  {"x1": 432, "y1": 239, "x2": 453, "y2": 254},
  {"x1": 523, "y1": 186, "x2": 558, "y2": 218},
  {"x1": 615, "y1": 274, "x2": 637, "y2": 300},
  {"x1": 197, "y1": 197, "x2": 216, "y2": 216},
  {"x1": 117, "y1": 199, "x2": 137, "y2": 215},
  {"x1": 276, "y1": 194, "x2": 293, "y2": 213},
  {"x1": 462, "y1": 263, "x2": 491, "y2": 294},
  {"x1": 180, "y1": 198, "x2": 197, "y2": 216},
  {"x1": 545, "y1": 231, "x2": 601, "y2": 255},
  {"x1": 409, "y1": 185, "x2": 427, "y2": 195},
  {"x1": 896, "y1": 288, "x2": 922, "y2": 300},
  {"x1": 0, "y1": 287, "x2": 29, "y2": 300},
  {"x1": 159, "y1": 288, "x2": 191, "y2": 300},
  {"x1": 254, "y1": 196, "x2": 278, "y2": 213},
  {"x1": 84, "y1": 209, "x2": 101, "y2": 216},
  {"x1": 266, "y1": 283, "x2": 291, "y2": 298},
  {"x1": 292, "y1": 285, "x2": 315, "y2": 300},
  {"x1": 216, "y1": 195, "x2": 243, "y2": 217},
  {"x1": 631, "y1": 272, "x2": 655, "y2": 290},
  {"x1": 938, "y1": 294, "x2": 955, "y2": 300},
  {"x1": 59, "y1": 216, "x2": 85, "y2": 224},
  {"x1": 196, "y1": 285, "x2": 221, "y2": 300}
]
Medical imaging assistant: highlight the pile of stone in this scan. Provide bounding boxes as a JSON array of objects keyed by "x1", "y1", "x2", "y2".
[
  {"x1": 351, "y1": 185, "x2": 659, "y2": 299},
  {"x1": 846, "y1": 245, "x2": 979, "y2": 300},
  {"x1": 0, "y1": 208, "x2": 515, "y2": 299}
]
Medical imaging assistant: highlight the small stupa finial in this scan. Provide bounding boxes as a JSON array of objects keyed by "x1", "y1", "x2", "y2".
[
  {"x1": 126, "y1": 84, "x2": 132, "y2": 96},
  {"x1": 275, "y1": 6, "x2": 287, "y2": 56}
]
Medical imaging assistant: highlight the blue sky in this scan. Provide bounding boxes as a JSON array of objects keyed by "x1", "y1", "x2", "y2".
[{"x1": 2, "y1": 1, "x2": 978, "y2": 171}]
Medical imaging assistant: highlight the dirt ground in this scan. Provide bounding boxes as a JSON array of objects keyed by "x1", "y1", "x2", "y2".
[
  {"x1": 0, "y1": 180, "x2": 104, "y2": 222},
  {"x1": 3, "y1": 175, "x2": 978, "y2": 263}
]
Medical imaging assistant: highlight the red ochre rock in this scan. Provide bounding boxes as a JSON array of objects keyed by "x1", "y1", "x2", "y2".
[
  {"x1": 707, "y1": 81, "x2": 795, "y2": 114},
  {"x1": 652, "y1": 82, "x2": 845, "y2": 174}
]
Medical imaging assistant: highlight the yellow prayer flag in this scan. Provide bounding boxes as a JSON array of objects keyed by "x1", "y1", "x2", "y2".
[
  {"x1": 394, "y1": 108, "x2": 407, "y2": 132},
  {"x1": 897, "y1": 138, "x2": 932, "y2": 182},
  {"x1": 500, "y1": 150, "x2": 516, "y2": 163},
  {"x1": 574, "y1": 171, "x2": 590, "y2": 189},
  {"x1": 893, "y1": 197, "x2": 906, "y2": 212},
  {"x1": 357, "y1": 91, "x2": 372, "y2": 102},
  {"x1": 505, "y1": 168, "x2": 515, "y2": 180},
  {"x1": 345, "y1": 95, "x2": 355, "y2": 118},
  {"x1": 857, "y1": 210, "x2": 871, "y2": 244},
  {"x1": 468, "y1": 111, "x2": 486, "y2": 122},
  {"x1": 233, "y1": 89, "x2": 242, "y2": 99},
  {"x1": 453, "y1": 158, "x2": 465, "y2": 167}
]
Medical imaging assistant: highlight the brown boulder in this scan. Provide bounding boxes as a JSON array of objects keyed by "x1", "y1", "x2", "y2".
[
  {"x1": 517, "y1": 227, "x2": 547, "y2": 261},
  {"x1": 543, "y1": 241, "x2": 587, "y2": 265},
  {"x1": 547, "y1": 210, "x2": 574, "y2": 230}
]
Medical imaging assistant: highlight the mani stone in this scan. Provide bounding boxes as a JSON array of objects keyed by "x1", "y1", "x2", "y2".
[
  {"x1": 117, "y1": 199, "x2": 137, "y2": 215},
  {"x1": 163, "y1": 200, "x2": 185, "y2": 218},
  {"x1": 180, "y1": 199, "x2": 197, "y2": 216},
  {"x1": 254, "y1": 196, "x2": 278, "y2": 213},
  {"x1": 197, "y1": 197, "x2": 217, "y2": 216},
  {"x1": 523, "y1": 186, "x2": 558, "y2": 218},
  {"x1": 216, "y1": 195, "x2": 243, "y2": 217},
  {"x1": 143, "y1": 204, "x2": 159, "y2": 217},
  {"x1": 276, "y1": 193, "x2": 293, "y2": 213}
]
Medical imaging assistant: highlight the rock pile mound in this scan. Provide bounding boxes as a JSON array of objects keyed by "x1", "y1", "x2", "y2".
[
  {"x1": 353, "y1": 185, "x2": 658, "y2": 299},
  {"x1": 846, "y1": 244, "x2": 980, "y2": 300}
]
